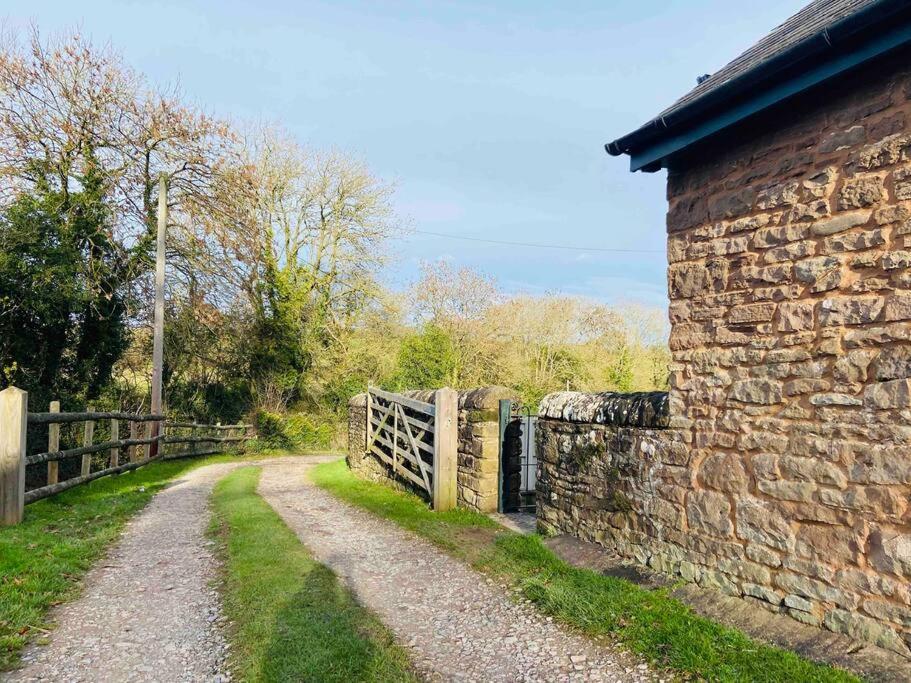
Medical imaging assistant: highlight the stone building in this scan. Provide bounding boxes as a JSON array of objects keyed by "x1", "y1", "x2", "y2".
[{"x1": 539, "y1": 0, "x2": 911, "y2": 658}]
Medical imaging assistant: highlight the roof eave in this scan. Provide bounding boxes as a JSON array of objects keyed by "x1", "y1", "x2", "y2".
[{"x1": 608, "y1": 0, "x2": 911, "y2": 172}]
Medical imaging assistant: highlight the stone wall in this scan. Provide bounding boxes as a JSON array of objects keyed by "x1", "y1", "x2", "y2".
[
  {"x1": 347, "y1": 386, "x2": 515, "y2": 512},
  {"x1": 541, "y1": 50, "x2": 911, "y2": 660}
]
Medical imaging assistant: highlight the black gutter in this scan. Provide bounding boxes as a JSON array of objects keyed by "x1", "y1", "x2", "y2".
[{"x1": 606, "y1": 0, "x2": 911, "y2": 167}]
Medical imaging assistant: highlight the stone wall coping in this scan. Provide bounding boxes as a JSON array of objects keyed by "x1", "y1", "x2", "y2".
[
  {"x1": 538, "y1": 391, "x2": 669, "y2": 428},
  {"x1": 348, "y1": 393, "x2": 367, "y2": 407}
]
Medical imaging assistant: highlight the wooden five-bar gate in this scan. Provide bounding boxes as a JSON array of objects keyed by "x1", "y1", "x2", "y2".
[{"x1": 365, "y1": 386, "x2": 457, "y2": 511}]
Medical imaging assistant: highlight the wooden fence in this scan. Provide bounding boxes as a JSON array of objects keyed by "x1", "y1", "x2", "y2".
[
  {"x1": 365, "y1": 386, "x2": 457, "y2": 511},
  {"x1": 0, "y1": 386, "x2": 251, "y2": 526}
]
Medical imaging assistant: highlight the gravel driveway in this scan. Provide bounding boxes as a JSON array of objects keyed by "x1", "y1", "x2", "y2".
[
  {"x1": 259, "y1": 460, "x2": 657, "y2": 682},
  {"x1": 6, "y1": 457, "x2": 657, "y2": 682},
  {"x1": 5, "y1": 459, "x2": 266, "y2": 683}
]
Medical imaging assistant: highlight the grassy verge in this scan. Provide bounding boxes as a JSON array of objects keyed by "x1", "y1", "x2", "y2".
[
  {"x1": 311, "y1": 459, "x2": 858, "y2": 683},
  {"x1": 0, "y1": 450, "x2": 311, "y2": 670},
  {"x1": 210, "y1": 466, "x2": 416, "y2": 682}
]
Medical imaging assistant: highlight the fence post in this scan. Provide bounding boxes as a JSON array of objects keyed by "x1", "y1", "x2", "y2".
[
  {"x1": 81, "y1": 405, "x2": 94, "y2": 477},
  {"x1": 130, "y1": 421, "x2": 140, "y2": 463},
  {"x1": 47, "y1": 400, "x2": 60, "y2": 485},
  {"x1": 432, "y1": 387, "x2": 458, "y2": 511},
  {"x1": 0, "y1": 386, "x2": 27, "y2": 526},
  {"x1": 143, "y1": 421, "x2": 153, "y2": 460},
  {"x1": 109, "y1": 418, "x2": 119, "y2": 467}
]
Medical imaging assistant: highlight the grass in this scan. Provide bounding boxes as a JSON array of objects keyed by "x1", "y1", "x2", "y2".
[
  {"x1": 0, "y1": 449, "x2": 310, "y2": 670},
  {"x1": 311, "y1": 459, "x2": 860, "y2": 683},
  {"x1": 210, "y1": 466, "x2": 416, "y2": 682}
]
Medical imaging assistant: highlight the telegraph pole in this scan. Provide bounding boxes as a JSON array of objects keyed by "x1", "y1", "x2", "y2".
[{"x1": 149, "y1": 173, "x2": 167, "y2": 456}]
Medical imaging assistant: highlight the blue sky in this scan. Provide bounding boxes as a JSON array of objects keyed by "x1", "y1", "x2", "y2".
[{"x1": 4, "y1": 0, "x2": 808, "y2": 308}]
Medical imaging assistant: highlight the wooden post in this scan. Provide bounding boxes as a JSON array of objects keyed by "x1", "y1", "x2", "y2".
[
  {"x1": 47, "y1": 400, "x2": 60, "y2": 485},
  {"x1": 130, "y1": 421, "x2": 140, "y2": 463},
  {"x1": 365, "y1": 389, "x2": 372, "y2": 454},
  {"x1": 81, "y1": 405, "x2": 94, "y2": 477},
  {"x1": 0, "y1": 386, "x2": 27, "y2": 526},
  {"x1": 109, "y1": 419, "x2": 119, "y2": 467},
  {"x1": 432, "y1": 387, "x2": 458, "y2": 511},
  {"x1": 149, "y1": 174, "x2": 167, "y2": 458},
  {"x1": 143, "y1": 421, "x2": 153, "y2": 460}
]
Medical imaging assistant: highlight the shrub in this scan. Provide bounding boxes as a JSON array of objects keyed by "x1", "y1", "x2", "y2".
[{"x1": 252, "y1": 410, "x2": 333, "y2": 451}]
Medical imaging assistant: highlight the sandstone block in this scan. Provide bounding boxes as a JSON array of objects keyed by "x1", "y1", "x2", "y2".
[
  {"x1": 795, "y1": 255, "x2": 842, "y2": 292},
  {"x1": 757, "y1": 479, "x2": 816, "y2": 503},
  {"x1": 698, "y1": 452, "x2": 748, "y2": 492},
  {"x1": 730, "y1": 214, "x2": 771, "y2": 233},
  {"x1": 838, "y1": 175, "x2": 885, "y2": 209},
  {"x1": 819, "y1": 296, "x2": 884, "y2": 326},
  {"x1": 867, "y1": 528, "x2": 911, "y2": 578},
  {"x1": 893, "y1": 166, "x2": 911, "y2": 201},
  {"x1": 728, "y1": 303, "x2": 776, "y2": 324},
  {"x1": 777, "y1": 301, "x2": 815, "y2": 332},
  {"x1": 753, "y1": 224, "x2": 808, "y2": 249},
  {"x1": 746, "y1": 543, "x2": 782, "y2": 568},
  {"x1": 686, "y1": 490, "x2": 734, "y2": 538},
  {"x1": 795, "y1": 524, "x2": 860, "y2": 564},
  {"x1": 729, "y1": 379, "x2": 782, "y2": 404},
  {"x1": 809, "y1": 393, "x2": 862, "y2": 407},
  {"x1": 790, "y1": 200, "x2": 829, "y2": 222},
  {"x1": 884, "y1": 293, "x2": 911, "y2": 321},
  {"x1": 756, "y1": 181, "x2": 799, "y2": 210},
  {"x1": 736, "y1": 497, "x2": 795, "y2": 551},
  {"x1": 864, "y1": 378, "x2": 911, "y2": 409},
  {"x1": 708, "y1": 188, "x2": 756, "y2": 220},
  {"x1": 784, "y1": 378, "x2": 832, "y2": 395},
  {"x1": 881, "y1": 251, "x2": 911, "y2": 270},
  {"x1": 762, "y1": 240, "x2": 816, "y2": 264},
  {"x1": 833, "y1": 349, "x2": 877, "y2": 384},
  {"x1": 852, "y1": 132, "x2": 911, "y2": 171},
  {"x1": 820, "y1": 125, "x2": 866, "y2": 153},
  {"x1": 824, "y1": 229, "x2": 885, "y2": 253},
  {"x1": 742, "y1": 583, "x2": 782, "y2": 608},
  {"x1": 823, "y1": 609, "x2": 908, "y2": 655},
  {"x1": 875, "y1": 345, "x2": 911, "y2": 380},
  {"x1": 810, "y1": 210, "x2": 872, "y2": 236}
]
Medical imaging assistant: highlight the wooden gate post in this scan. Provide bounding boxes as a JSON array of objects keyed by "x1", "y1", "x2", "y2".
[
  {"x1": 432, "y1": 387, "x2": 458, "y2": 511},
  {"x1": 0, "y1": 386, "x2": 27, "y2": 526}
]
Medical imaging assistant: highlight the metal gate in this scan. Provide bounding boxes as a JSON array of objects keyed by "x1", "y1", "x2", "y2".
[{"x1": 498, "y1": 400, "x2": 537, "y2": 513}]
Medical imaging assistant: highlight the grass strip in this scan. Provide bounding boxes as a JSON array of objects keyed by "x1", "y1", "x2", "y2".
[
  {"x1": 210, "y1": 466, "x2": 416, "y2": 682},
  {"x1": 0, "y1": 451, "x2": 303, "y2": 670},
  {"x1": 311, "y1": 459, "x2": 858, "y2": 683}
]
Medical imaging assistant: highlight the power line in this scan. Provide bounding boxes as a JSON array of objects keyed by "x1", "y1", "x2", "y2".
[{"x1": 405, "y1": 228, "x2": 665, "y2": 254}]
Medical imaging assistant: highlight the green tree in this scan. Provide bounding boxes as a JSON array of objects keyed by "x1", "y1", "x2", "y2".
[
  {"x1": 605, "y1": 343, "x2": 635, "y2": 393},
  {"x1": 393, "y1": 325, "x2": 456, "y2": 390},
  {"x1": 0, "y1": 159, "x2": 129, "y2": 407}
]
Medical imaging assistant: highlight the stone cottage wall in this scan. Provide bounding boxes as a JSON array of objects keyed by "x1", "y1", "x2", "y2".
[
  {"x1": 543, "y1": 55, "x2": 911, "y2": 658},
  {"x1": 347, "y1": 386, "x2": 515, "y2": 512}
]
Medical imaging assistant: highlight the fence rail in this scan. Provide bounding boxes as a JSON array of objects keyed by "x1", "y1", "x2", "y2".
[{"x1": 0, "y1": 386, "x2": 252, "y2": 526}]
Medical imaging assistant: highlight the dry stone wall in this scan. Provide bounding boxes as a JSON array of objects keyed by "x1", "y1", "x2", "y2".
[
  {"x1": 347, "y1": 387, "x2": 515, "y2": 512},
  {"x1": 541, "y1": 56, "x2": 911, "y2": 658}
]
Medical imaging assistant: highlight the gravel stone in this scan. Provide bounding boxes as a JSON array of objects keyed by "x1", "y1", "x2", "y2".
[
  {"x1": 5, "y1": 461, "x2": 258, "y2": 683},
  {"x1": 258, "y1": 460, "x2": 657, "y2": 682}
]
